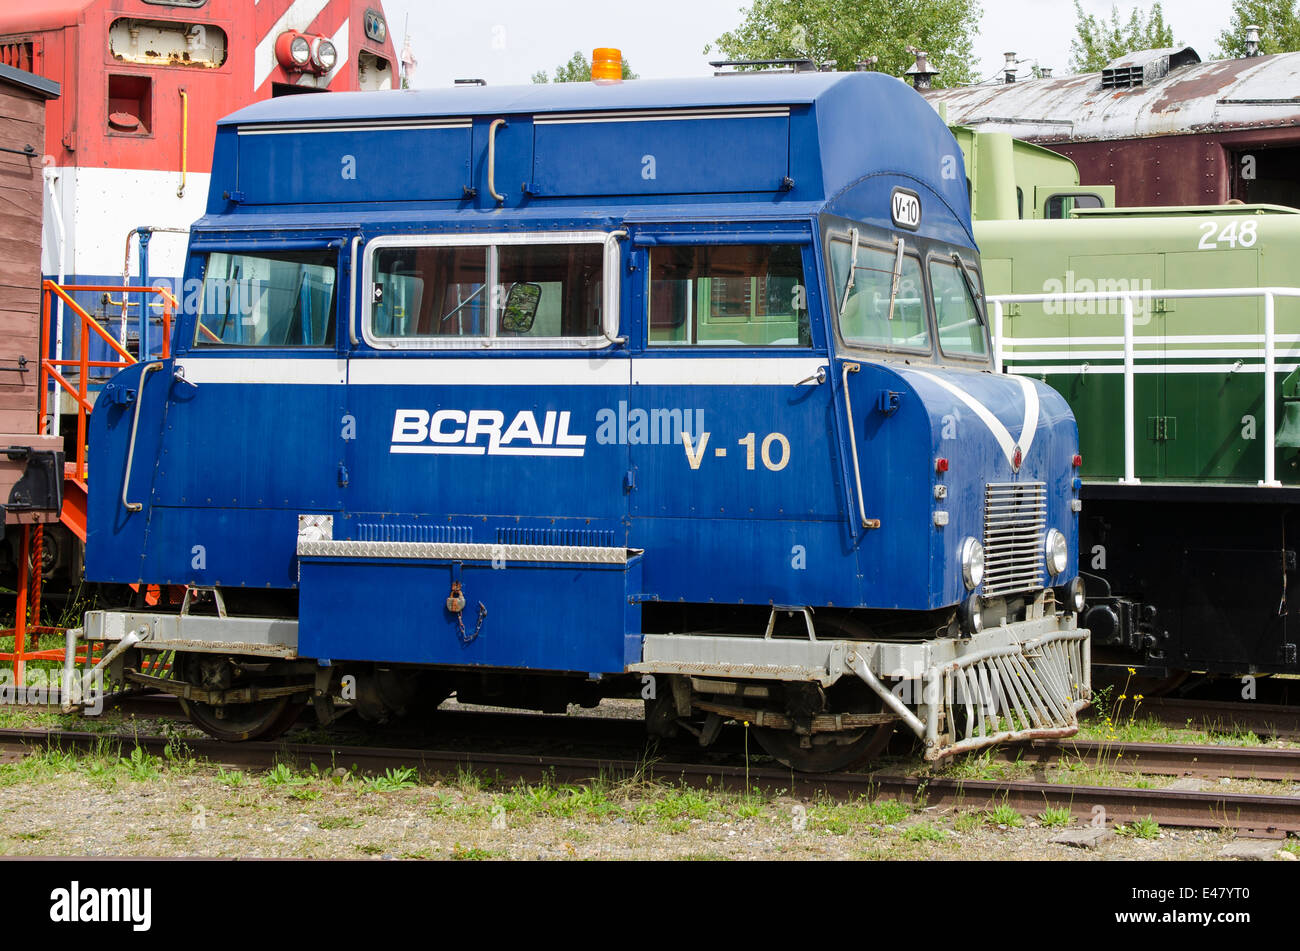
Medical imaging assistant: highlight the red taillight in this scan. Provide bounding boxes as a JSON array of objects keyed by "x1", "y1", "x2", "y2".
[
  {"x1": 1072, "y1": 454, "x2": 1083, "y2": 468},
  {"x1": 935, "y1": 457, "x2": 949, "y2": 474}
]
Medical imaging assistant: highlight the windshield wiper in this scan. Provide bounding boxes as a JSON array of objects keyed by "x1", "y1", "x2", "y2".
[
  {"x1": 886, "y1": 237, "x2": 905, "y2": 322},
  {"x1": 951, "y1": 252, "x2": 985, "y2": 326},
  {"x1": 439, "y1": 282, "x2": 489, "y2": 325},
  {"x1": 838, "y1": 227, "x2": 860, "y2": 316}
]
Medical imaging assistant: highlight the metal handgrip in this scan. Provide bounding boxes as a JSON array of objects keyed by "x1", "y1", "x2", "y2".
[
  {"x1": 487, "y1": 118, "x2": 507, "y2": 204},
  {"x1": 349, "y1": 235, "x2": 361, "y2": 345},
  {"x1": 841, "y1": 362, "x2": 878, "y2": 530},
  {"x1": 122, "y1": 362, "x2": 163, "y2": 513}
]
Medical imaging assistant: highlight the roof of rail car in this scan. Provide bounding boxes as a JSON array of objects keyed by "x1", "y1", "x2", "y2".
[
  {"x1": 221, "y1": 72, "x2": 892, "y2": 124},
  {"x1": 213, "y1": 72, "x2": 976, "y2": 246}
]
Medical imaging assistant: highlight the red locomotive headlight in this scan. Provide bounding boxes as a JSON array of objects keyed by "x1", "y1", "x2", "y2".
[
  {"x1": 311, "y1": 37, "x2": 338, "y2": 73},
  {"x1": 275, "y1": 31, "x2": 313, "y2": 71}
]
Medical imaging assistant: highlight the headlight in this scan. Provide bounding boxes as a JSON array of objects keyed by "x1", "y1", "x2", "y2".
[
  {"x1": 312, "y1": 38, "x2": 338, "y2": 72},
  {"x1": 290, "y1": 35, "x2": 311, "y2": 66},
  {"x1": 1068, "y1": 576, "x2": 1086, "y2": 613},
  {"x1": 959, "y1": 537, "x2": 984, "y2": 590},
  {"x1": 1045, "y1": 528, "x2": 1068, "y2": 576}
]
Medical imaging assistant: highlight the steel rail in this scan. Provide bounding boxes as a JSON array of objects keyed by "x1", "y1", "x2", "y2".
[
  {"x1": 1123, "y1": 697, "x2": 1300, "y2": 741},
  {"x1": 3, "y1": 727, "x2": 1298, "y2": 837},
  {"x1": 997, "y1": 737, "x2": 1300, "y2": 781}
]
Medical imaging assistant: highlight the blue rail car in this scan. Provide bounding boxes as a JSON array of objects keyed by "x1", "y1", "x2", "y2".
[{"x1": 73, "y1": 71, "x2": 1090, "y2": 769}]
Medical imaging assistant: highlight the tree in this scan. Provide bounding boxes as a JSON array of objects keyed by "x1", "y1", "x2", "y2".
[
  {"x1": 707, "y1": 0, "x2": 982, "y2": 88},
  {"x1": 1217, "y1": 1, "x2": 1300, "y2": 56},
  {"x1": 1069, "y1": 2, "x2": 1178, "y2": 73},
  {"x1": 531, "y1": 51, "x2": 638, "y2": 83}
]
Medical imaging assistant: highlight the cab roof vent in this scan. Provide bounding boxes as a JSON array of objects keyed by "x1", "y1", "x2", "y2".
[{"x1": 1100, "y1": 46, "x2": 1200, "y2": 89}]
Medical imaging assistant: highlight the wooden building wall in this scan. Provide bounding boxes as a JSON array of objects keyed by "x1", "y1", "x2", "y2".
[{"x1": 0, "y1": 78, "x2": 44, "y2": 435}]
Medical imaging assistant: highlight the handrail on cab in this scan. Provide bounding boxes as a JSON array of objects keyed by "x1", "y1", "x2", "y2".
[{"x1": 39, "y1": 280, "x2": 179, "y2": 483}]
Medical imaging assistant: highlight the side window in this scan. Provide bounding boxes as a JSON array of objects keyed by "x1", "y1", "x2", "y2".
[
  {"x1": 496, "y1": 243, "x2": 602, "y2": 338},
  {"x1": 930, "y1": 258, "x2": 988, "y2": 358},
  {"x1": 829, "y1": 239, "x2": 929, "y2": 352},
  {"x1": 647, "y1": 244, "x2": 810, "y2": 347},
  {"x1": 372, "y1": 246, "x2": 488, "y2": 339},
  {"x1": 366, "y1": 238, "x2": 609, "y2": 346},
  {"x1": 1045, "y1": 193, "x2": 1105, "y2": 219},
  {"x1": 195, "y1": 249, "x2": 336, "y2": 347}
]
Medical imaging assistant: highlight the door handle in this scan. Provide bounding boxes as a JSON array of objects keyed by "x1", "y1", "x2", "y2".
[{"x1": 793, "y1": 366, "x2": 827, "y2": 388}]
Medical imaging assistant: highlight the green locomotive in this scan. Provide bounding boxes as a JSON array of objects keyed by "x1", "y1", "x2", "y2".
[{"x1": 962, "y1": 129, "x2": 1300, "y2": 677}]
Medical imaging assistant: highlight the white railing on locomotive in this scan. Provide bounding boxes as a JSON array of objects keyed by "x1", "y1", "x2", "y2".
[{"x1": 988, "y1": 286, "x2": 1300, "y2": 487}]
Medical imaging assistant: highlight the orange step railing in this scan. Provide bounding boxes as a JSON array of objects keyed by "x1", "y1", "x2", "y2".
[{"x1": 0, "y1": 281, "x2": 176, "y2": 684}]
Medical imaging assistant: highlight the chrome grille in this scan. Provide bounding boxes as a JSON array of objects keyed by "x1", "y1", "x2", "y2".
[{"x1": 982, "y1": 482, "x2": 1046, "y2": 597}]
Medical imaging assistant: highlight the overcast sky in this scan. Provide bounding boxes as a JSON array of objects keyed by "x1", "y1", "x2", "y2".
[{"x1": 381, "y1": 0, "x2": 1238, "y2": 89}]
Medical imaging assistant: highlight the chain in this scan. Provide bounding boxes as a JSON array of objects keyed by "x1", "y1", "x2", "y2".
[{"x1": 456, "y1": 601, "x2": 487, "y2": 645}]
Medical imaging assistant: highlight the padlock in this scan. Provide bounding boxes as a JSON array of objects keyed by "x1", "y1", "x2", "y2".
[{"x1": 446, "y1": 580, "x2": 466, "y2": 614}]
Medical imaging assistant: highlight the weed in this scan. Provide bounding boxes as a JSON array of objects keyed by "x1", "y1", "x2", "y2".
[
  {"x1": 1116, "y1": 815, "x2": 1160, "y2": 840},
  {"x1": 319, "y1": 815, "x2": 362, "y2": 830},
  {"x1": 121, "y1": 746, "x2": 161, "y2": 782},
  {"x1": 1038, "y1": 806, "x2": 1074, "y2": 829},
  {"x1": 449, "y1": 843, "x2": 496, "y2": 860},
  {"x1": 952, "y1": 810, "x2": 988, "y2": 833},
  {"x1": 902, "y1": 821, "x2": 947, "y2": 843},
  {"x1": 261, "y1": 762, "x2": 309, "y2": 788},
  {"x1": 215, "y1": 765, "x2": 247, "y2": 787},
  {"x1": 364, "y1": 767, "x2": 418, "y2": 793},
  {"x1": 986, "y1": 802, "x2": 1024, "y2": 828}
]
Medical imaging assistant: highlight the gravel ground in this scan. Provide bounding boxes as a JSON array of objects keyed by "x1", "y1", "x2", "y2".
[
  {"x1": 0, "y1": 740, "x2": 1296, "y2": 860},
  {"x1": 1, "y1": 700, "x2": 1298, "y2": 860}
]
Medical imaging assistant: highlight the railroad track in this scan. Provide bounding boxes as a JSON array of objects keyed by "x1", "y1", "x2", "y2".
[
  {"x1": 2, "y1": 726, "x2": 1298, "y2": 838},
  {"x1": 996, "y1": 738, "x2": 1300, "y2": 781},
  {"x1": 1124, "y1": 697, "x2": 1300, "y2": 740}
]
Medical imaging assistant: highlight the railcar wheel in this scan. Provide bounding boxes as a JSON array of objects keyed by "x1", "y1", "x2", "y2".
[
  {"x1": 176, "y1": 654, "x2": 302, "y2": 742},
  {"x1": 180, "y1": 695, "x2": 301, "y2": 742},
  {"x1": 750, "y1": 723, "x2": 894, "y2": 773},
  {"x1": 748, "y1": 614, "x2": 896, "y2": 772}
]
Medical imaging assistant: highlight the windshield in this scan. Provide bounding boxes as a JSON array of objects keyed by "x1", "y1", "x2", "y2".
[
  {"x1": 194, "y1": 249, "x2": 336, "y2": 347},
  {"x1": 931, "y1": 258, "x2": 988, "y2": 358},
  {"x1": 829, "y1": 238, "x2": 928, "y2": 352}
]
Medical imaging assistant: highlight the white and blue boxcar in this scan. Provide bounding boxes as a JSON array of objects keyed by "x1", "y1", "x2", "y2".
[{"x1": 74, "y1": 71, "x2": 1090, "y2": 770}]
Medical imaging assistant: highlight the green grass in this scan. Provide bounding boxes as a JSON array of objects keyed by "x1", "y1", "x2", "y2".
[
  {"x1": 807, "y1": 796, "x2": 911, "y2": 836},
  {"x1": 1038, "y1": 806, "x2": 1074, "y2": 829},
  {"x1": 1079, "y1": 712, "x2": 1264, "y2": 748},
  {"x1": 987, "y1": 802, "x2": 1024, "y2": 828},
  {"x1": 902, "y1": 821, "x2": 947, "y2": 843},
  {"x1": 121, "y1": 746, "x2": 162, "y2": 781},
  {"x1": 261, "y1": 762, "x2": 311, "y2": 788},
  {"x1": 1116, "y1": 815, "x2": 1161, "y2": 840},
  {"x1": 951, "y1": 810, "x2": 988, "y2": 833},
  {"x1": 449, "y1": 843, "x2": 497, "y2": 860},
  {"x1": 363, "y1": 766, "x2": 418, "y2": 793},
  {"x1": 318, "y1": 815, "x2": 363, "y2": 830},
  {"x1": 1280, "y1": 840, "x2": 1300, "y2": 857},
  {"x1": 215, "y1": 765, "x2": 247, "y2": 787}
]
